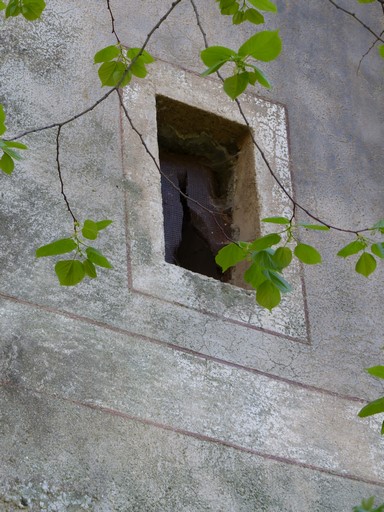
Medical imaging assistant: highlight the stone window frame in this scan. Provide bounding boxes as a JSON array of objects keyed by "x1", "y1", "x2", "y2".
[{"x1": 121, "y1": 60, "x2": 309, "y2": 343}]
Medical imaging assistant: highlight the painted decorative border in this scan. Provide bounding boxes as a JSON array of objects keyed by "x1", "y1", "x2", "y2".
[{"x1": 121, "y1": 60, "x2": 309, "y2": 342}]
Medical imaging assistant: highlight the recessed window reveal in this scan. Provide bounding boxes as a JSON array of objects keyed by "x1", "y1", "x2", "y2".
[{"x1": 156, "y1": 95, "x2": 260, "y2": 287}]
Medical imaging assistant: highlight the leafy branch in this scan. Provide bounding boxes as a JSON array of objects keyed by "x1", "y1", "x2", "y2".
[
  {"x1": 1, "y1": 0, "x2": 183, "y2": 286},
  {"x1": 36, "y1": 219, "x2": 113, "y2": 286},
  {"x1": 215, "y1": 217, "x2": 328, "y2": 310},
  {"x1": 0, "y1": 0, "x2": 45, "y2": 21},
  {"x1": 353, "y1": 497, "x2": 384, "y2": 512},
  {"x1": 188, "y1": 0, "x2": 384, "y2": 309},
  {"x1": 1, "y1": 0, "x2": 384, "y2": 306},
  {"x1": 358, "y1": 365, "x2": 384, "y2": 435},
  {"x1": 116, "y1": 88, "x2": 234, "y2": 243},
  {"x1": 327, "y1": 0, "x2": 384, "y2": 58},
  {"x1": 216, "y1": 0, "x2": 277, "y2": 25},
  {"x1": 0, "y1": 105, "x2": 27, "y2": 175},
  {"x1": 200, "y1": 30, "x2": 281, "y2": 98}
]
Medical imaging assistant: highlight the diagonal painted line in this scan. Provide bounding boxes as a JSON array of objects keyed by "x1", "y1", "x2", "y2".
[
  {"x1": 0, "y1": 290, "x2": 366, "y2": 404},
  {"x1": 1, "y1": 381, "x2": 382, "y2": 488}
]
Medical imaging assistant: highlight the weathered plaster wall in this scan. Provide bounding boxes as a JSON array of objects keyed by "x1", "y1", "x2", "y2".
[{"x1": 0, "y1": 0, "x2": 384, "y2": 510}]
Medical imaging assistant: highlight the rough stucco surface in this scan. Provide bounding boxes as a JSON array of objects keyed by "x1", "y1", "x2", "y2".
[{"x1": 0, "y1": 0, "x2": 384, "y2": 510}]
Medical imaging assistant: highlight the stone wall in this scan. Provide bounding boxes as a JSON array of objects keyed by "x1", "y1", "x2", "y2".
[{"x1": 1, "y1": 0, "x2": 384, "y2": 510}]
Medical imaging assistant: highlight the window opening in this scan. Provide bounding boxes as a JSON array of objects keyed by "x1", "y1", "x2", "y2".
[{"x1": 156, "y1": 95, "x2": 260, "y2": 287}]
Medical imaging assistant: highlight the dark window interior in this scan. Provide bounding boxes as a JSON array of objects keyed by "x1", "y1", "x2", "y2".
[
  {"x1": 160, "y1": 151, "x2": 231, "y2": 279},
  {"x1": 156, "y1": 95, "x2": 258, "y2": 285}
]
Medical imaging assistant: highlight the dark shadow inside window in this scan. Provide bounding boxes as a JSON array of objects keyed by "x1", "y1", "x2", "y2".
[{"x1": 156, "y1": 95, "x2": 260, "y2": 287}]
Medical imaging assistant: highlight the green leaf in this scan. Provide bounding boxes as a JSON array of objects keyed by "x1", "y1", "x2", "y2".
[
  {"x1": 379, "y1": 45, "x2": 384, "y2": 59},
  {"x1": 126, "y1": 48, "x2": 155, "y2": 64},
  {"x1": 232, "y1": 10, "x2": 245, "y2": 24},
  {"x1": 3, "y1": 146, "x2": 22, "y2": 160},
  {"x1": 21, "y1": 0, "x2": 46, "y2": 21},
  {"x1": 294, "y1": 243, "x2": 322, "y2": 264},
  {"x1": 94, "y1": 45, "x2": 120, "y2": 63},
  {"x1": 219, "y1": 0, "x2": 237, "y2": 8},
  {"x1": 356, "y1": 252, "x2": 376, "y2": 277},
  {"x1": 3, "y1": 140, "x2": 27, "y2": 150},
  {"x1": 201, "y1": 60, "x2": 228, "y2": 76},
  {"x1": 82, "y1": 219, "x2": 99, "y2": 240},
  {"x1": 36, "y1": 238, "x2": 77, "y2": 258},
  {"x1": 262, "y1": 216, "x2": 290, "y2": 225},
  {"x1": 0, "y1": 153, "x2": 14, "y2": 175},
  {"x1": 372, "y1": 219, "x2": 384, "y2": 234},
  {"x1": 248, "y1": 0, "x2": 277, "y2": 12},
  {"x1": 256, "y1": 280, "x2": 281, "y2": 311},
  {"x1": 357, "y1": 0, "x2": 375, "y2": 3},
  {"x1": 55, "y1": 260, "x2": 85, "y2": 286},
  {"x1": 358, "y1": 397, "x2": 384, "y2": 418},
  {"x1": 83, "y1": 259, "x2": 97, "y2": 279},
  {"x1": 272, "y1": 247, "x2": 292, "y2": 269},
  {"x1": 223, "y1": 72, "x2": 249, "y2": 99},
  {"x1": 366, "y1": 366, "x2": 384, "y2": 379},
  {"x1": 238, "y1": 30, "x2": 282, "y2": 62},
  {"x1": 220, "y1": 0, "x2": 238, "y2": 15},
  {"x1": 98, "y1": 61, "x2": 129, "y2": 87},
  {"x1": 244, "y1": 263, "x2": 266, "y2": 288},
  {"x1": 215, "y1": 242, "x2": 247, "y2": 272},
  {"x1": 247, "y1": 67, "x2": 271, "y2": 88},
  {"x1": 371, "y1": 243, "x2": 384, "y2": 259},
  {"x1": 353, "y1": 496, "x2": 380, "y2": 512},
  {"x1": 96, "y1": 219, "x2": 113, "y2": 231},
  {"x1": 119, "y1": 70, "x2": 132, "y2": 87},
  {"x1": 264, "y1": 270, "x2": 292, "y2": 293},
  {"x1": 86, "y1": 247, "x2": 113, "y2": 268},
  {"x1": 299, "y1": 223, "x2": 330, "y2": 231},
  {"x1": 244, "y1": 8, "x2": 264, "y2": 24},
  {"x1": 253, "y1": 249, "x2": 279, "y2": 270},
  {"x1": 201, "y1": 46, "x2": 235, "y2": 67},
  {"x1": 381, "y1": 421, "x2": 384, "y2": 436},
  {"x1": 130, "y1": 57, "x2": 148, "y2": 78},
  {"x1": 337, "y1": 239, "x2": 366, "y2": 258},
  {"x1": 0, "y1": 1, "x2": 6, "y2": 10},
  {"x1": 5, "y1": 0, "x2": 21, "y2": 17},
  {"x1": 0, "y1": 105, "x2": 6, "y2": 135},
  {"x1": 363, "y1": 497, "x2": 375, "y2": 509},
  {"x1": 249, "y1": 233, "x2": 281, "y2": 251}
]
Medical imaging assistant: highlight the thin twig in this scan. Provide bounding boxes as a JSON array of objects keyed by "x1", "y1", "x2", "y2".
[
  {"x1": 326, "y1": 0, "x2": 384, "y2": 43},
  {"x1": 357, "y1": 29, "x2": 384, "y2": 74},
  {"x1": 106, "y1": 0, "x2": 120, "y2": 44},
  {"x1": 56, "y1": 126, "x2": 77, "y2": 225},
  {"x1": 190, "y1": 0, "x2": 209, "y2": 47},
  {"x1": 117, "y1": 89, "x2": 235, "y2": 243},
  {"x1": 7, "y1": 0, "x2": 184, "y2": 142},
  {"x1": 8, "y1": 88, "x2": 116, "y2": 141},
  {"x1": 233, "y1": 99, "x2": 366, "y2": 234},
  {"x1": 9, "y1": 0, "x2": 186, "y2": 226},
  {"x1": 190, "y1": 0, "x2": 371, "y2": 235}
]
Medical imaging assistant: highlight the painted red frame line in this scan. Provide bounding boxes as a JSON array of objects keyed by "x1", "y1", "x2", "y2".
[
  {"x1": 1, "y1": 381, "x2": 382, "y2": 488},
  {"x1": 0, "y1": 290, "x2": 366, "y2": 405},
  {"x1": 117, "y1": 76, "x2": 312, "y2": 346}
]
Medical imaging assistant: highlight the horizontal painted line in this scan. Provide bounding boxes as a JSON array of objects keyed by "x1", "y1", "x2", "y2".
[
  {"x1": 1, "y1": 381, "x2": 382, "y2": 488},
  {"x1": 0, "y1": 291, "x2": 366, "y2": 405},
  {"x1": 131, "y1": 287, "x2": 310, "y2": 345}
]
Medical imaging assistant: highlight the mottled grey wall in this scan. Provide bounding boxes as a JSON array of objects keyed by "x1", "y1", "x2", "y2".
[{"x1": 0, "y1": 0, "x2": 384, "y2": 510}]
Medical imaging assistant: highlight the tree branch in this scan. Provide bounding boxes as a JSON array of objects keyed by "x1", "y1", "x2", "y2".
[
  {"x1": 7, "y1": 0, "x2": 184, "y2": 142},
  {"x1": 117, "y1": 89, "x2": 235, "y2": 243},
  {"x1": 56, "y1": 125, "x2": 78, "y2": 226},
  {"x1": 7, "y1": 0, "x2": 186, "y2": 230},
  {"x1": 326, "y1": 0, "x2": 384, "y2": 44},
  {"x1": 190, "y1": 0, "x2": 370, "y2": 235},
  {"x1": 106, "y1": 0, "x2": 120, "y2": 44},
  {"x1": 357, "y1": 29, "x2": 384, "y2": 74}
]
